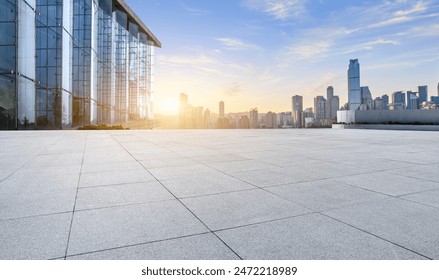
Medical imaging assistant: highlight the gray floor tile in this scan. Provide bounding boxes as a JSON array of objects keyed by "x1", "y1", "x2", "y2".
[
  {"x1": 231, "y1": 168, "x2": 308, "y2": 187},
  {"x1": 208, "y1": 160, "x2": 278, "y2": 173},
  {"x1": 266, "y1": 179, "x2": 389, "y2": 211},
  {"x1": 75, "y1": 181, "x2": 174, "y2": 210},
  {"x1": 400, "y1": 189, "x2": 439, "y2": 209},
  {"x1": 335, "y1": 172, "x2": 439, "y2": 196},
  {"x1": 67, "y1": 200, "x2": 209, "y2": 255},
  {"x1": 0, "y1": 188, "x2": 76, "y2": 220},
  {"x1": 0, "y1": 213, "x2": 72, "y2": 260},
  {"x1": 81, "y1": 161, "x2": 144, "y2": 174},
  {"x1": 148, "y1": 164, "x2": 221, "y2": 180},
  {"x1": 139, "y1": 157, "x2": 197, "y2": 169},
  {"x1": 160, "y1": 175, "x2": 255, "y2": 198},
  {"x1": 79, "y1": 169, "x2": 156, "y2": 188},
  {"x1": 324, "y1": 198, "x2": 439, "y2": 259},
  {"x1": 0, "y1": 170, "x2": 79, "y2": 193},
  {"x1": 181, "y1": 189, "x2": 311, "y2": 231},
  {"x1": 216, "y1": 213, "x2": 426, "y2": 260},
  {"x1": 67, "y1": 233, "x2": 239, "y2": 260},
  {"x1": 387, "y1": 163, "x2": 439, "y2": 183}
]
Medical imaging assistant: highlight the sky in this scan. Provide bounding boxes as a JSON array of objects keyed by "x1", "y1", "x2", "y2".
[{"x1": 126, "y1": 0, "x2": 439, "y2": 115}]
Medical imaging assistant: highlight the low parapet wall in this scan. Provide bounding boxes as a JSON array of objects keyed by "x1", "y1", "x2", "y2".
[
  {"x1": 337, "y1": 110, "x2": 439, "y2": 125},
  {"x1": 333, "y1": 124, "x2": 439, "y2": 131}
]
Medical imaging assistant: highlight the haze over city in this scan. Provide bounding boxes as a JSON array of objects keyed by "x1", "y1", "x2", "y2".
[{"x1": 126, "y1": 0, "x2": 439, "y2": 115}]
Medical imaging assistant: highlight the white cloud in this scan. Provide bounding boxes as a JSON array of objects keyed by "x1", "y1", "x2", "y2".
[
  {"x1": 243, "y1": 0, "x2": 307, "y2": 20},
  {"x1": 179, "y1": 2, "x2": 210, "y2": 16},
  {"x1": 368, "y1": 16, "x2": 411, "y2": 28},
  {"x1": 216, "y1": 37, "x2": 262, "y2": 51},
  {"x1": 394, "y1": 1, "x2": 427, "y2": 16},
  {"x1": 285, "y1": 40, "x2": 332, "y2": 59},
  {"x1": 363, "y1": 39, "x2": 399, "y2": 49}
]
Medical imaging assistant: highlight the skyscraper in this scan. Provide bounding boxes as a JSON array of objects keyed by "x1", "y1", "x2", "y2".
[
  {"x1": 0, "y1": 0, "x2": 160, "y2": 130},
  {"x1": 361, "y1": 86, "x2": 373, "y2": 110},
  {"x1": 382, "y1": 94, "x2": 389, "y2": 110},
  {"x1": 179, "y1": 93, "x2": 189, "y2": 128},
  {"x1": 327, "y1": 86, "x2": 334, "y2": 101},
  {"x1": 292, "y1": 95, "x2": 303, "y2": 128},
  {"x1": 314, "y1": 96, "x2": 326, "y2": 121},
  {"x1": 348, "y1": 59, "x2": 361, "y2": 111},
  {"x1": 418, "y1": 86, "x2": 428, "y2": 104},
  {"x1": 406, "y1": 91, "x2": 419, "y2": 110},
  {"x1": 392, "y1": 91, "x2": 406, "y2": 110},
  {"x1": 249, "y1": 108, "x2": 258, "y2": 128},
  {"x1": 219, "y1": 101, "x2": 225, "y2": 118}
]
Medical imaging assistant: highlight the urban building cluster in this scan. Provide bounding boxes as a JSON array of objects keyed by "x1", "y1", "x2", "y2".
[
  {"x1": 345, "y1": 59, "x2": 439, "y2": 112},
  {"x1": 177, "y1": 57, "x2": 439, "y2": 129},
  {"x1": 291, "y1": 86, "x2": 340, "y2": 128},
  {"x1": 0, "y1": 0, "x2": 160, "y2": 130},
  {"x1": 338, "y1": 59, "x2": 439, "y2": 125},
  {"x1": 178, "y1": 93, "x2": 294, "y2": 129}
]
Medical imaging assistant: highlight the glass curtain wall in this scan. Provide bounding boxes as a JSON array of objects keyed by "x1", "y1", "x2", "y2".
[
  {"x1": 0, "y1": 0, "x2": 17, "y2": 130},
  {"x1": 138, "y1": 32, "x2": 147, "y2": 119},
  {"x1": 128, "y1": 22, "x2": 138, "y2": 120},
  {"x1": 147, "y1": 39, "x2": 154, "y2": 119},
  {"x1": 17, "y1": 0, "x2": 37, "y2": 129},
  {"x1": 35, "y1": 0, "x2": 63, "y2": 128},
  {"x1": 114, "y1": 9, "x2": 128, "y2": 123},
  {"x1": 72, "y1": 0, "x2": 92, "y2": 126},
  {"x1": 96, "y1": 0, "x2": 113, "y2": 124}
]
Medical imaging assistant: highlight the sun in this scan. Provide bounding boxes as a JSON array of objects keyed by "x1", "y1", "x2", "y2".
[{"x1": 156, "y1": 99, "x2": 179, "y2": 116}]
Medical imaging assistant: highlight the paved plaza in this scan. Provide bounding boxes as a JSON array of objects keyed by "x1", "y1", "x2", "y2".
[{"x1": 0, "y1": 129, "x2": 439, "y2": 260}]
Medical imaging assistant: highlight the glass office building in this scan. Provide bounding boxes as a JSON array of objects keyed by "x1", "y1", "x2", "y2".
[
  {"x1": 348, "y1": 59, "x2": 361, "y2": 111},
  {"x1": 0, "y1": 0, "x2": 160, "y2": 130}
]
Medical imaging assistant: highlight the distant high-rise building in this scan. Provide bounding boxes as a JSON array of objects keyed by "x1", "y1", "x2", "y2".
[
  {"x1": 314, "y1": 96, "x2": 326, "y2": 121},
  {"x1": 418, "y1": 86, "x2": 428, "y2": 104},
  {"x1": 327, "y1": 86, "x2": 334, "y2": 101},
  {"x1": 204, "y1": 108, "x2": 211, "y2": 129},
  {"x1": 330, "y1": 96, "x2": 340, "y2": 120},
  {"x1": 361, "y1": 86, "x2": 373, "y2": 109},
  {"x1": 265, "y1": 112, "x2": 277, "y2": 128},
  {"x1": 249, "y1": 108, "x2": 258, "y2": 128},
  {"x1": 324, "y1": 86, "x2": 339, "y2": 120},
  {"x1": 372, "y1": 97, "x2": 383, "y2": 110},
  {"x1": 431, "y1": 96, "x2": 439, "y2": 105},
  {"x1": 180, "y1": 93, "x2": 188, "y2": 111},
  {"x1": 219, "y1": 101, "x2": 225, "y2": 118},
  {"x1": 382, "y1": 94, "x2": 389, "y2": 110},
  {"x1": 437, "y1": 83, "x2": 439, "y2": 96},
  {"x1": 406, "y1": 91, "x2": 418, "y2": 110},
  {"x1": 392, "y1": 91, "x2": 406, "y2": 109},
  {"x1": 194, "y1": 106, "x2": 204, "y2": 129},
  {"x1": 292, "y1": 95, "x2": 303, "y2": 128},
  {"x1": 239, "y1": 116, "x2": 250, "y2": 129},
  {"x1": 179, "y1": 93, "x2": 189, "y2": 128},
  {"x1": 348, "y1": 59, "x2": 361, "y2": 110}
]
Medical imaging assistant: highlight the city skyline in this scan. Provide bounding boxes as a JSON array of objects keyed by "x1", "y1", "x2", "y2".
[{"x1": 127, "y1": 0, "x2": 439, "y2": 115}]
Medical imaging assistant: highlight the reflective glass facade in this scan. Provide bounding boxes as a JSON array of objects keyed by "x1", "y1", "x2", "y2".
[
  {"x1": 348, "y1": 59, "x2": 361, "y2": 111},
  {"x1": 0, "y1": 0, "x2": 160, "y2": 130},
  {"x1": 0, "y1": 0, "x2": 17, "y2": 129}
]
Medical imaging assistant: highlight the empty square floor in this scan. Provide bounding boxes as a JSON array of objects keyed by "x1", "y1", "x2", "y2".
[{"x1": 1, "y1": 129, "x2": 439, "y2": 260}]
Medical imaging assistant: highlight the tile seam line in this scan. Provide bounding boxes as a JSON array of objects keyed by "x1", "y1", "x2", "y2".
[
  {"x1": 63, "y1": 232, "x2": 212, "y2": 259},
  {"x1": 319, "y1": 213, "x2": 433, "y2": 260},
  {"x1": 64, "y1": 132, "x2": 89, "y2": 260},
  {"x1": 107, "y1": 131, "x2": 244, "y2": 260}
]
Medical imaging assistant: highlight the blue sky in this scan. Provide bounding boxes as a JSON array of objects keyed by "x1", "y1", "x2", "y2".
[{"x1": 126, "y1": 0, "x2": 439, "y2": 115}]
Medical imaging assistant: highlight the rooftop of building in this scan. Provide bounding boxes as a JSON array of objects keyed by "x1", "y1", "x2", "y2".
[
  {"x1": 1, "y1": 129, "x2": 439, "y2": 260},
  {"x1": 117, "y1": 0, "x2": 161, "y2": 47}
]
